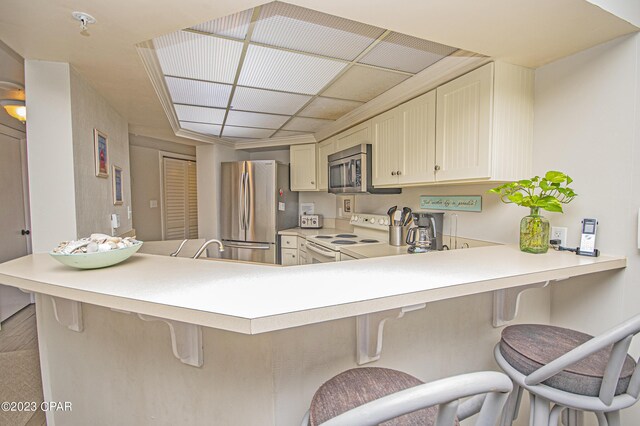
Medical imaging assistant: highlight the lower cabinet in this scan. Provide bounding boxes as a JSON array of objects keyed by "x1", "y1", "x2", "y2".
[{"x1": 280, "y1": 235, "x2": 307, "y2": 266}]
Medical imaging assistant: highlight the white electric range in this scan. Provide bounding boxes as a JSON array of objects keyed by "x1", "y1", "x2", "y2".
[{"x1": 305, "y1": 213, "x2": 390, "y2": 263}]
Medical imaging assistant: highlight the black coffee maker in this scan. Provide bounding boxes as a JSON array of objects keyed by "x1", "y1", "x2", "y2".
[{"x1": 406, "y1": 212, "x2": 444, "y2": 253}]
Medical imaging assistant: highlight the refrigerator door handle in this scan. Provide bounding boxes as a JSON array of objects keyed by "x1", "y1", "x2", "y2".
[
  {"x1": 243, "y1": 172, "x2": 250, "y2": 230},
  {"x1": 223, "y1": 242, "x2": 271, "y2": 250},
  {"x1": 238, "y1": 172, "x2": 245, "y2": 231}
]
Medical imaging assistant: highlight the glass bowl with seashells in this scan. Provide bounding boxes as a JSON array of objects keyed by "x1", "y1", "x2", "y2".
[{"x1": 49, "y1": 234, "x2": 143, "y2": 269}]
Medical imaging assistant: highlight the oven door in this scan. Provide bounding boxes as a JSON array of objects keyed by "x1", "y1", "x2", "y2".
[
  {"x1": 305, "y1": 241, "x2": 339, "y2": 263},
  {"x1": 328, "y1": 155, "x2": 363, "y2": 194}
]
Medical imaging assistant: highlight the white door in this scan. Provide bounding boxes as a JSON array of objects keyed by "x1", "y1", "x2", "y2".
[
  {"x1": 162, "y1": 156, "x2": 198, "y2": 240},
  {"x1": 0, "y1": 134, "x2": 31, "y2": 323},
  {"x1": 435, "y1": 63, "x2": 493, "y2": 182}
]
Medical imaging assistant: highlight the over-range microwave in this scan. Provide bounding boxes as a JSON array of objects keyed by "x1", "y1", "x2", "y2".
[{"x1": 327, "y1": 144, "x2": 401, "y2": 194}]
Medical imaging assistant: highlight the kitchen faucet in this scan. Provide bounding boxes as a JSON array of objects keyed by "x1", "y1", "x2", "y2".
[
  {"x1": 170, "y1": 239, "x2": 189, "y2": 257},
  {"x1": 193, "y1": 239, "x2": 225, "y2": 259}
]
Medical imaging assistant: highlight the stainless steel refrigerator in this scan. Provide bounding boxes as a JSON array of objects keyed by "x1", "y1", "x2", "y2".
[{"x1": 220, "y1": 160, "x2": 298, "y2": 264}]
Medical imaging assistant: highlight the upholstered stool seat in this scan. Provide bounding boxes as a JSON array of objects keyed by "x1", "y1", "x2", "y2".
[
  {"x1": 302, "y1": 368, "x2": 513, "y2": 426},
  {"x1": 494, "y1": 315, "x2": 640, "y2": 426},
  {"x1": 308, "y1": 367, "x2": 457, "y2": 426},
  {"x1": 499, "y1": 324, "x2": 636, "y2": 397}
]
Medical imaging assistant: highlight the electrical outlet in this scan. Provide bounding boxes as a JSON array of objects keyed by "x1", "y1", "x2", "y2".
[{"x1": 551, "y1": 226, "x2": 568, "y2": 247}]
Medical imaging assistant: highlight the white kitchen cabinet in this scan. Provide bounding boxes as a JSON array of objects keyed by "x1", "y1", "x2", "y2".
[
  {"x1": 290, "y1": 144, "x2": 317, "y2": 191},
  {"x1": 335, "y1": 120, "x2": 370, "y2": 151},
  {"x1": 372, "y1": 91, "x2": 436, "y2": 187},
  {"x1": 281, "y1": 248, "x2": 298, "y2": 266},
  {"x1": 435, "y1": 62, "x2": 534, "y2": 183},
  {"x1": 316, "y1": 137, "x2": 336, "y2": 191},
  {"x1": 280, "y1": 235, "x2": 307, "y2": 266}
]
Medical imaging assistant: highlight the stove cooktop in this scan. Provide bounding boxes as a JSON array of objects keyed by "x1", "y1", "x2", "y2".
[{"x1": 308, "y1": 233, "x2": 385, "y2": 251}]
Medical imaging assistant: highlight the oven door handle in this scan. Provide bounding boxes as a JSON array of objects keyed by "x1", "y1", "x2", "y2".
[{"x1": 306, "y1": 242, "x2": 337, "y2": 258}]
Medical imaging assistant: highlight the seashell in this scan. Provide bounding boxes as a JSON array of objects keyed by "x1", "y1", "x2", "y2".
[
  {"x1": 90, "y1": 233, "x2": 111, "y2": 241},
  {"x1": 86, "y1": 242, "x2": 98, "y2": 253},
  {"x1": 98, "y1": 243, "x2": 111, "y2": 252},
  {"x1": 62, "y1": 240, "x2": 90, "y2": 255},
  {"x1": 116, "y1": 242, "x2": 125, "y2": 249}
]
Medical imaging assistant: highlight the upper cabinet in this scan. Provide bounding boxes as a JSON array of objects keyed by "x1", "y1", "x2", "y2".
[
  {"x1": 316, "y1": 137, "x2": 336, "y2": 191},
  {"x1": 290, "y1": 144, "x2": 317, "y2": 191},
  {"x1": 372, "y1": 91, "x2": 436, "y2": 187},
  {"x1": 435, "y1": 62, "x2": 533, "y2": 183},
  {"x1": 372, "y1": 62, "x2": 533, "y2": 187},
  {"x1": 335, "y1": 121, "x2": 370, "y2": 151}
]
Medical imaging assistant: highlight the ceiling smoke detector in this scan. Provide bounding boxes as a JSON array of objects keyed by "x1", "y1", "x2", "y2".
[{"x1": 72, "y1": 11, "x2": 97, "y2": 35}]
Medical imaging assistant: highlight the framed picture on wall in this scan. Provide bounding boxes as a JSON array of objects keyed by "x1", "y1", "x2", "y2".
[
  {"x1": 94, "y1": 129, "x2": 108, "y2": 178},
  {"x1": 112, "y1": 165, "x2": 123, "y2": 205}
]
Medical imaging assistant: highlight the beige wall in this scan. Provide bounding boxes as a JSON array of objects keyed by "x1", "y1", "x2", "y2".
[
  {"x1": 129, "y1": 134, "x2": 196, "y2": 241},
  {"x1": 70, "y1": 68, "x2": 132, "y2": 237},
  {"x1": 532, "y1": 33, "x2": 640, "y2": 424}
]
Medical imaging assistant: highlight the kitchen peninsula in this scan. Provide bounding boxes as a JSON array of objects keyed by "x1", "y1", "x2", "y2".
[{"x1": 0, "y1": 246, "x2": 625, "y2": 425}]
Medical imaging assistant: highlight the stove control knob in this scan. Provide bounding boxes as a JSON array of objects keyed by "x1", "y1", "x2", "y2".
[
  {"x1": 384, "y1": 218, "x2": 390, "y2": 225},
  {"x1": 353, "y1": 215, "x2": 359, "y2": 222},
  {"x1": 378, "y1": 219, "x2": 384, "y2": 225}
]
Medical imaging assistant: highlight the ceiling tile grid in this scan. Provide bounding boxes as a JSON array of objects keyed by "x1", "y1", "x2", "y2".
[
  {"x1": 155, "y1": 31, "x2": 243, "y2": 83},
  {"x1": 150, "y1": 1, "x2": 459, "y2": 143},
  {"x1": 189, "y1": 8, "x2": 253, "y2": 40},
  {"x1": 165, "y1": 77, "x2": 232, "y2": 108}
]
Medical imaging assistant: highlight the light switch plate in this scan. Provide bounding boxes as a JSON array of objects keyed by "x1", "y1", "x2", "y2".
[{"x1": 150, "y1": 199, "x2": 158, "y2": 208}]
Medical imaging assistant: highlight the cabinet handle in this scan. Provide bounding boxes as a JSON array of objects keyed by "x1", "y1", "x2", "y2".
[
  {"x1": 391, "y1": 171, "x2": 396, "y2": 176},
  {"x1": 311, "y1": 181, "x2": 315, "y2": 185},
  {"x1": 397, "y1": 170, "x2": 402, "y2": 176},
  {"x1": 21, "y1": 229, "x2": 30, "y2": 235},
  {"x1": 434, "y1": 165, "x2": 441, "y2": 171}
]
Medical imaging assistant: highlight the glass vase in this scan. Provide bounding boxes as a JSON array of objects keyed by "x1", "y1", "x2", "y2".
[{"x1": 520, "y1": 207, "x2": 550, "y2": 254}]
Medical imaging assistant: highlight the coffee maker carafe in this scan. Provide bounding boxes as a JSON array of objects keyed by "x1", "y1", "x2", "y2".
[{"x1": 406, "y1": 212, "x2": 444, "y2": 253}]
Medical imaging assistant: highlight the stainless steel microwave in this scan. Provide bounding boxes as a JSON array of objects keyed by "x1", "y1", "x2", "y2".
[{"x1": 327, "y1": 144, "x2": 401, "y2": 194}]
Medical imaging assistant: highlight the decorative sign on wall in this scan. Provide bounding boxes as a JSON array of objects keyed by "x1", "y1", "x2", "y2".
[{"x1": 419, "y1": 196, "x2": 482, "y2": 212}]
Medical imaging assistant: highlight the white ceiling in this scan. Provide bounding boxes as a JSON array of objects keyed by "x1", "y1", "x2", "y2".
[
  {"x1": 0, "y1": 0, "x2": 636, "y2": 147},
  {"x1": 148, "y1": 2, "x2": 459, "y2": 143}
]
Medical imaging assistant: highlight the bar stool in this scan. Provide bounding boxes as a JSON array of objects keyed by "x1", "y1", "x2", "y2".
[
  {"x1": 494, "y1": 314, "x2": 640, "y2": 426},
  {"x1": 301, "y1": 367, "x2": 513, "y2": 426}
]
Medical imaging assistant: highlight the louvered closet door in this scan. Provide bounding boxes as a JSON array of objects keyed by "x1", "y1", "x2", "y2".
[{"x1": 163, "y1": 157, "x2": 198, "y2": 240}]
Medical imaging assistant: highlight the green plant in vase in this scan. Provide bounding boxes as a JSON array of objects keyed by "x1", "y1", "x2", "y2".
[{"x1": 489, "y1": 171, "x2": 577, "y2": 253}]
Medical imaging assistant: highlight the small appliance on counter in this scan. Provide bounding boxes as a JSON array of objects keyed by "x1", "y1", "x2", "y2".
[
  {"x1": 406, "y1": 212, "x2": 444, "y2": 253},
  {"x1": 300, "y1": 214, "x2": 323, "y2": 229}
]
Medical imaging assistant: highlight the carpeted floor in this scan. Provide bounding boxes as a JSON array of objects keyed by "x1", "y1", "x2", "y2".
[{"x1": 0, "y1": 305, "x2": 46, "y2": 426}]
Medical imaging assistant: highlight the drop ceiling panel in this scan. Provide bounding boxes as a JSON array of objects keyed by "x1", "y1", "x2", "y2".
[
  {"x1": 190, "y1": 8, "x2": 253, "y2": 40},
  {"x1": 359, "y1": 32, "x2": 458, "y2": 73},
  {"x1": 283, "y1": 117, "x2": 333, "y2": 132},
  {"x1": 180, "y1": 122, "x2": 222, "y2": 136},
  {"x1": 165, "y1": 77, "x2": 232, "y2": 108},
  {"x1": 222, "y1": 126, "x2": 275, "y2": 138},
  {"x1": 155, "y1": 31, "x2": 243, "y2": 83},
  {"x1": 230, "y1": 86, "x2": 311, "y2": 115},
  {"x1": 252, "y1": 2, "x2": 384, "y2": 61},
  {"x1": 299, "y1": 97, "x2": 364, "y2": 120},
  {"x1": 321, "y1": 65, "x2": 410, "y2": 102},
  {"x1": 226, "y1": 110, "x2": 290, "y2": 129},
  {"x1": 238, "y1": 44, "x2": 347, "y2": 94},
  {"x1": 175, "y1": 105, "x2": 226, "y2": 124}
]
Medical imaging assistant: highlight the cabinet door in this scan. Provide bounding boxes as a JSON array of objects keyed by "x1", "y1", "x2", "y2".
[
  {"x1": 435, "y1": 63, "x2": 493, "y2": 182},
  {"x1": 398, "y1": 91, "x2": 436, "y2": 185},
  {"x1": 316, "y1": 137, "x2": 336, "y2": 191},
  {"x1": 335, "y1": 121, "x2": 370, "y2": 151},
  {"x1": 371, "y1": 109, "x2": 401, "y2": 186},
  {"x1": 290, "y1": 144, "x2": 317, "y2": 191},
  {"x1": 281, "y1": 248, "x2": 298, "y2": 266}
]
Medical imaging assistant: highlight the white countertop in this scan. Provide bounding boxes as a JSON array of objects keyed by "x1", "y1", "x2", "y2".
[
  {"x1": 341, "y1": 236, "x2": 498, "y2": 259},
  {"x1": 0, "y1": 246, "x2": 625, "y2": 335}
]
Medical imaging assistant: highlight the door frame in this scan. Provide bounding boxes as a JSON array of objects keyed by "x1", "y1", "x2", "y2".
[{"x1": 158, "y1": 151, "x2": 196, "y2": 240}]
